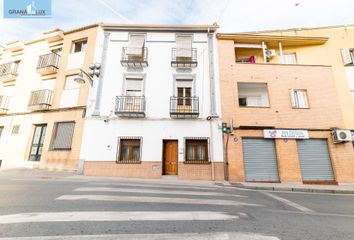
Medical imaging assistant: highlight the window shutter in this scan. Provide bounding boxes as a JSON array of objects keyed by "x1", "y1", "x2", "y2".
[
  {"x1": 127, "y1": 35, "x2": 145, "y2": 55},
  {"x1": 125, "y1": 78, "x2": 143, "y2": 92},
  {"x1": 289, "y1": 89, "x2": 296, "y2": 108},
  {"x1": 176, "y1": 35, "x2": 192, "y2": 58},
  {"x1": 340, "y1": 49, "x2": 353, "y2": 65},
  {"x1": 52, "y1": 122, "x2": 75, "y2": 149},
  {"x1": 297, "y1": 90, "x2": 309, "y2": 108}
]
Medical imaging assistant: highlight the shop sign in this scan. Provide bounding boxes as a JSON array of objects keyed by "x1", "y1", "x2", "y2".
[{"x1": 264, "y1": 129, "x2": 309, "y2": 139}]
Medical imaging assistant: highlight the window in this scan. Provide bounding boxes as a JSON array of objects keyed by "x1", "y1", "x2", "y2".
[
  {"x1": 185, "y1": 139, "x2": 209, "y2": 163},
  {"x1": 290, "y1": 89, "x2": 309, "y2": 109},
  {"x1": 125, "y1": 78, "x2": 143, "y2": 96},
  {"x1": 11, "y1": 125, "x2": 20, "y2": 135},
  {"x1": 282, "y1": 53, "x2": 297, "y2": 64},
  {"x1": 177, "y1": 87, "x2": 191, "y2": 106},
  {"x1": 176, "y1": 35, "x2": 192, "y2": 59},
  {"x1": 340, "y1": 48, "x2": 354, "y2": 65},
  {"x1": 117, "y1": 138, "x2": 142, "y2": 163},
  {"x1": 127, "y1": 34, "x2": 145, "y2": 57},
  {"x1": 51, "y1": 122, "x2": 75, "y2": 150},
  {"x1": 72, "y1": 39, "x2": 87, "y2": 53},
  {"x1": 352, "y1": 131, "x2": 354, "y2": 149},
  {"x1": 237, "y1": 83, "x2": 269, "y2": 107}
]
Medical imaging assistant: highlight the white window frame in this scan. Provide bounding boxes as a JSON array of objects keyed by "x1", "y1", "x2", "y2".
[{"x1": 290, "y1": 89, "x2": 309, "y2": 109}]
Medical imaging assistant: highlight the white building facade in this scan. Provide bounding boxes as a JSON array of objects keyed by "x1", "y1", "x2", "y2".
[{"x1": 80, "y1": 24, "x2": 225, "y2": 180}]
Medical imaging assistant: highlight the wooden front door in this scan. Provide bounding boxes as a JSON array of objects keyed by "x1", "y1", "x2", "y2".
[{"x1": 163, "y1": 140, "x2": 178, "y2": 175}]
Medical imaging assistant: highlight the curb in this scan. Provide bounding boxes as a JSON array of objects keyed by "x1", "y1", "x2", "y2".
[{"x1": 231, "y1": 183, "x2": 354, "y2": 194}]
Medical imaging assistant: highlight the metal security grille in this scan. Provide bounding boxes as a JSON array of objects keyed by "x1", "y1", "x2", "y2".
[
  {"x1": 242, "y1": 138, "x2": 279, "y2": 182},
  {"x1": 28, "y1": 89, "x2": 53, "y2": 110},
  {"x1": 37, "y1": 52, "x2": 60, "y2": 69},
  {"x1": 52, "y1": 122, "x2": 75, "y2": 150},
  {"x1": 0, "y1": 62, "x2": 19, "y2": 78},
  {"x1": 297, "y1": 139, "x2": 335, "y2": 182}
]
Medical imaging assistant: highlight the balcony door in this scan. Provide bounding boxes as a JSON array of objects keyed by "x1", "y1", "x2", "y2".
[
  {"x1": 177, "y1": 87, "x2": 192, "y2": 112},
  {"x1": 28, "y1": 124, "x2": 47, "y2": 162},
  {"x1": 125, "y1": 78, "x2": 143, "y2": 111}
]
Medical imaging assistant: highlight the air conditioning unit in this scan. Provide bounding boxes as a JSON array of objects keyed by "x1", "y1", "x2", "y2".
[
  {"x1": 265, "y1": 49, "x2": 276, "y2": 58},
  {"x1": 332, "y1": 130, "x2": 352, "y2": 143}
]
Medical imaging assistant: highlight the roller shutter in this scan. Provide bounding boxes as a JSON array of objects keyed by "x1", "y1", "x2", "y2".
[
  {"x1": 297, "y1": 139, "x2": 335, "y2": 181},
  {"x1": 242, "y1": 138, "x2": 279, "y2": 181}
]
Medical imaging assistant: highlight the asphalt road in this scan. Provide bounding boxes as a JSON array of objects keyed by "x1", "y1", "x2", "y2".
[{"x1": 0, "y1": 169, "x2": 354, "y2": 240}]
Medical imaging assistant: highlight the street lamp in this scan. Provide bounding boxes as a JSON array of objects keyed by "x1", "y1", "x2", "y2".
[{"x1": 74, "y1": 63, "x2": 101, "y2": 87}]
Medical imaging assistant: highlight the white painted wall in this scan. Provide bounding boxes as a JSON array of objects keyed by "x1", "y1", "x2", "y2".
[
  {"x1": 81, "y1": 28, "x2": 224, "y2": 165},
  {"x1": 345, "y1": 67, "x2": 354, "y2": 103}
]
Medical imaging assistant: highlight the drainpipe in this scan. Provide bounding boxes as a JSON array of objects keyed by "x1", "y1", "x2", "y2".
[
  {"x1": 92, "y1": 31, "x2": 110, "y2": 116},
  {"x1": 207, "y1": 27, "x2": 218, "y2": 181}
]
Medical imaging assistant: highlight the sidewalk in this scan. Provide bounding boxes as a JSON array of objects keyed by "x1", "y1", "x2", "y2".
[{"x1": 232, "y1": 182, "x2": 354, "y2": 194}]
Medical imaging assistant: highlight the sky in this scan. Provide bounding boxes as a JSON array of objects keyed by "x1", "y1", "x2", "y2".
[{"x1": 1, "y1": 0, "x2": 354, "y2": 44}]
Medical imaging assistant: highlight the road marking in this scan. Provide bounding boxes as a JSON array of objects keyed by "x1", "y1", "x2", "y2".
[
  {"x1": 56, "y1": 194, "x2": 261, "y2": 207},
  {"x1": 88, "y1": 182, "x2": 222, "y2": 191},
  {"x1": 0, "y1": 232, "x2": 280, "y2": 240},
  {"x1": 261, "y1": 191, "x2": 314, "y2": 213},
  {"x1": 0, "y1": 211, "x2": 238, "y2": 224},
  {"x1": 74, "y1": 187, "x2": 246, "y2": 197}
]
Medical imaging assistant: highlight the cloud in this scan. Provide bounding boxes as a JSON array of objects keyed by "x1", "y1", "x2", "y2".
[{"x1": 1, "y1": 0, "x2": 354, "y2": 44}]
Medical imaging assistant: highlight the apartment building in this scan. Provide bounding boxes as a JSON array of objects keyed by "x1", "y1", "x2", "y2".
[
  {"x1": 256, "y1": 25, "x2": 354, "y2": 133},
  {"x1": 0, "y1": 24, "x2": 98, "y2": 170},
  {"x1": 218, "y1": 33, "x2": 354, "y2": 184},
  {"x1": 80, "y1": 24, "x2": 224, "y2": 180}
]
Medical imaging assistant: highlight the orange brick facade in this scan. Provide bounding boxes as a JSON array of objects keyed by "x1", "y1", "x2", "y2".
[
  {"x1": 84, "y1": 161, "x2": 224, "y2": 180},
  {"x1": 218, "y1": 38, "x2": 354, "y2": 184}
]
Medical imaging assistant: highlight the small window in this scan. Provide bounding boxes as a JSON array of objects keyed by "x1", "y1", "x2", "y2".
[
  {"x1": 290, "y1": 89, "x2": 309, "y2": 109},
  {"x1": 51, "y1": 122, "x2": 75, "y2": 150},
  {"x1": 237, "y1": 83, "x2": 269, "y2": 107},
  {"x1": 282, "y1": 53, "x2": 297, "y2": 64},
  {"x1": 11, "y1": 125, "x2": 20, "y2": 135},
  {"x1": 72, "y1": 39, "x2": 87, "y2": 53},
  {"x1": 118, "y1": 138, "x2": 141, "y2": 163},
  {"x1": 185, "y1": 139, "x2": 209, "y2": 163},
  {"x1": 340, "y1": 49, "x2": 354, "y2": 65}
]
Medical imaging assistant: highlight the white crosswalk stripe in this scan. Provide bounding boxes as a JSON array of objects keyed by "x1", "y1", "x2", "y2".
[
  {"x1": 0, "y1": 211, "x2": 238, "y2": 224},
  {"x1": 56, "y1": 194, "x2": 261, "y2": 206},
  {"x1": 0, "y1": 232, "x2": 281, "y2": 240},
  {"x1": 74, "y1": 187, "x2": 247, "y2": 197}
]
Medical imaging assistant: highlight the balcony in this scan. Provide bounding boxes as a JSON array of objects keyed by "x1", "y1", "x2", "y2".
[
  {"x1": 28, "y1": 89, "x2": 53, "y2": 111},
  {"x1": 0, "y1": 95, "x2": 10, "y2": 115},
  {"x1": 37, "y1": 53, "x2": 60, "y2": 75},
  {"x1": 0, "y1": 62, "x2": 19, "y2": 82},
  {"x1": 170, "y1": 96, "x2": 199, "y2": 118},
  {"x1": 115, "y1": 96, "x2": 146, "y2": 118},
  {"x1": 171, "y1": 48, "x2": 197, "y2": 68},
  {"x1": 120, "y1": 47, "x2": 148, "y2": 68}
]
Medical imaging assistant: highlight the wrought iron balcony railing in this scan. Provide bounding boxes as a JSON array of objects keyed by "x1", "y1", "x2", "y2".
[
  {"x1": 170, "y1": 96, "x2": 199, "y2": 118},
  {"x1": 171, "y1": 48, "x2": 197, "y2": 68},
  {"x1": 0, "y1": 62, "x2": 19, "y2": 82},
  {"x1": 28, "y1": 89, "x2": 53, "y2": 111},
  {"x1": 36, "y1": 52, "x2": 60, "y2": 75},
  {"x1": 0, "y1": 95, "x2": 10, "y2": 114},
  {"x1": 115, "y1": 96, "x2": 146, "y2": 117},
  {"x1": 121, "y1": 47, "x2": 148, "y2": 68}
]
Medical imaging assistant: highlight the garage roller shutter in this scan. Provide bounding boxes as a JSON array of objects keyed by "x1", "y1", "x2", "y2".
[
  {"x1": 297, "y1": 139, "x2": 335, "y2": 181},
  {"x1": 242, "y1": 138, "x2": 279, "y2": 182}
]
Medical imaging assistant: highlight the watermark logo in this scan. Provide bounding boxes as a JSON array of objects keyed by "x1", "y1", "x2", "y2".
[{"x1": 4, "y1": 0, "x2": 51, "y2": 18}]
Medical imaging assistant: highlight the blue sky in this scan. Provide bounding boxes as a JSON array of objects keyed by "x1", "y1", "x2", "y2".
[{"x1": 1, "y1": 0, "x2": 354, "y2": 44}]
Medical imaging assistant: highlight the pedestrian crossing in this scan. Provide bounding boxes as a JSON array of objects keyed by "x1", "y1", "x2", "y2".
[{"x1": 0, "y1": 180, "x2": 275, "y2": 239}]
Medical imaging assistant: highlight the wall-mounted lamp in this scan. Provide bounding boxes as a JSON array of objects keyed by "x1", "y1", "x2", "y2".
[{"x1": 74, "y1": 63, "x2": 101, "y2": 87}]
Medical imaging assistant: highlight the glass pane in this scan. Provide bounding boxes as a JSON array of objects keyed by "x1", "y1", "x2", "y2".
[
  {"x1": 187, "y1": 145, "x2": 195, "y2": 161},
  {"x1": 121, "y1": 146, "x2": 130, "y2": 161},
  {"x1": 198, "y1": 145, "x2": 205, "y2": 161},
  {"x1": 132, "y1": 146, "x2": 140, "y2": 161}
]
